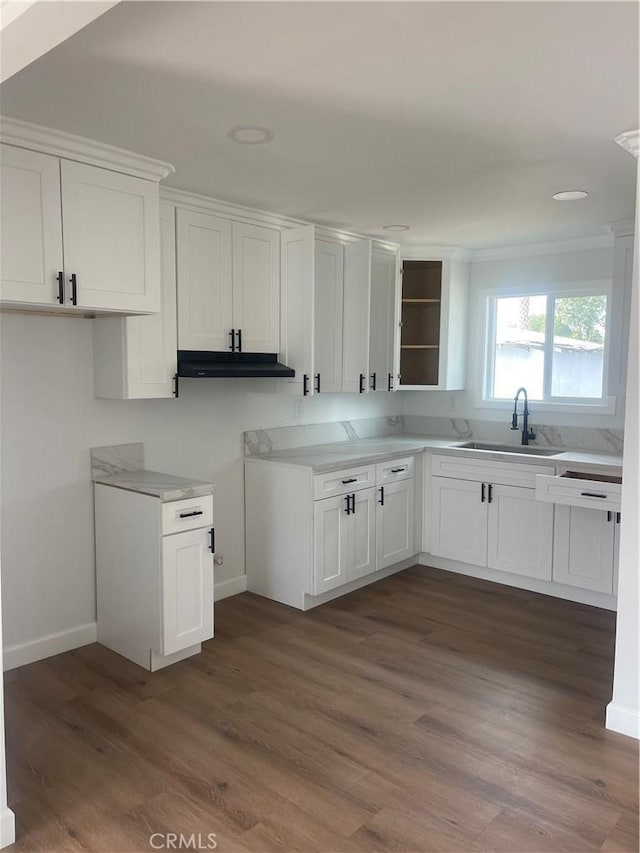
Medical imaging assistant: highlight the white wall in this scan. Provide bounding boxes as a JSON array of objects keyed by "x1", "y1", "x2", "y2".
[
  {"x1": 0, "y1": 313, "x2": 398, "y2": 655},
  {"x1": 404, "y1": 244, "x2": 626, "y2": 429}
]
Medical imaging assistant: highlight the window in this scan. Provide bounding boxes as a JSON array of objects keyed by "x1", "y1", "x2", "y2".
[{"x1": 483, "y1": 285, "x2": 611, "y2": 407}]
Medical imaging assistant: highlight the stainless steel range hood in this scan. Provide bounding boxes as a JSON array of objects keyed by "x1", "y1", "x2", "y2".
[{"x1": 177, "y1": 350, "x2": 295, "y2": 379}]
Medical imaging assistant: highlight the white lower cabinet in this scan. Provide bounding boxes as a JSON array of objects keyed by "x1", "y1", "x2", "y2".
[
  {"x1": 553, "y1": 505, "x2": 619, "y2": 594},
  {"x1": 430, "y1": 476, "x2": 488, "y2": 565},
  {"x1": 376, "y1": 479, "x2": 415, "y2": 570},
  {"x1": 487, "y1": 484, "x2": 553, "y2": 580},
  {"x1": 162, "y1": 527, "x2": 214, "y2": 655}
]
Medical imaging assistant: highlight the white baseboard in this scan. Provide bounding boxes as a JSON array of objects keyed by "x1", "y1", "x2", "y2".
[
  {"x1": 3, "y1": 622, "x2": 97, "y2": 671},
  {"x1": 417, "y1": 553, "x2": 618, "y2": 611},
  {"x1": 0, "y1": 807, "x2": 15, "y2": 849},
  {"x1": 606, "y1": 702, "x2": 640, "y2": 739},
  {"x1": 214, "y1": 575, "x2": 247, "y2": 602}
]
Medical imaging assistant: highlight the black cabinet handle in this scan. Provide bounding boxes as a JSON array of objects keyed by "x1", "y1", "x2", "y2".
[
  {"x1": 370, "y1": 373, "x2": 377, "y2": 391},
  {"x1": 344, "y1": 495, "x2": 351, "y2": 515},
  {"x1": 359, "y1": 374, "x2": 365, "y2": 393},
  {"x1": 179, "y1": 510, "x2": 204, "y2": 518},
  {"x1": 314, "y1": 373, "x2": 321, "y2": 394},
  {"x1": 303, "y1": 374, "x2": 309, "y2": 396},
  {"x1": 209, "y1": 527, "x2": 215, "y2": 553},
  {"x1": 616, "y1": 512, "x2": 621, "y2": 524},
  {"x1": 349, "y1": 493, "x2": 355, "y2": 514},
  {"x1": 581, "y1": 492, "x2": 607, "y2": 499},
  {"x1": 488, "y1": 484, "x2": 493, "y2": 503},
  {"x1": 173, "y1": 373, "x2": 179, "y2": 398},
  {"x1": 237, "y1": 329, "x2": 242, "y2": 352},
  {"x1": 57, "y1": 271, "x2": 64, "y2": 304},
  {"x1": 378, "y1": 487, "x2": 384, "y2": 506},
  {"x1": 342, "y1": 478, "x2": 357, "y2": 484},
  {"x1": 229, "y1": 329, "x2": 236, "y2": 351},
  {"x1": 481, "y1": 483, "x2": 486, "y2": 503},
  {"x1": 607, "y1": 511, "x2": 612, "y2": 522},
  {"x1": 388, "y1": 373, "x2": 393, "y2": 391},
  {"x1": 390, "y1": 467, "x2": 404, "y2": 474},
  {"x1": 70, "y1": 273, "x2": 77, "y2": 306}
]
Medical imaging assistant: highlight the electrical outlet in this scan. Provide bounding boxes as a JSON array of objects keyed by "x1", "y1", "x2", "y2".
[{"x1": 214, "y1": 553, "x2": 224, "y2": 566}]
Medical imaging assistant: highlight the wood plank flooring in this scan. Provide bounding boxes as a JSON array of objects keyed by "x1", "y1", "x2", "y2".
[{"x1": 4, "y1": 566, "x2": 639, "y2": 852}]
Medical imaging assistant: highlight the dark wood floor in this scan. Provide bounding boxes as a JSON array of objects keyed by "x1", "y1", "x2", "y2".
[{"x1": 4, "y1": 566, "x2": 639, "y2": 852}]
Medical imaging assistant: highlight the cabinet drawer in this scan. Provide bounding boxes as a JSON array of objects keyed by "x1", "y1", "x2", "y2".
[
  {"x1": 536, "y1": 471, "x2": 621, "y2": 511},
  {"x1": 314, "y1": 465, "x2": 375, "y2": 500},
  {"x1": 376, "y1": 456, "x2": 414, "y2": 484},
  {"x1": 161, "y1": 494, "x2": 213, "y2": 535},
  {"x1": 432, "y1": 454, "x2": 554, "y2": 488}
]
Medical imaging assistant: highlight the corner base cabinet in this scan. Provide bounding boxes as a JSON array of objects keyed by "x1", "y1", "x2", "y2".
[
  {"x1": 245, "y1": 456, "x2": 416, "y2": 609},
  {"x1": 94, "y1": 484, "x2": 214, "y2": 670}
]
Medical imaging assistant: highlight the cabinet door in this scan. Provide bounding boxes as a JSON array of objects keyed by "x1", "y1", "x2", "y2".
[
  {"x1": 280, "y1": 225, "x2": 315, "y2": 394},
  {"x1": 60, "y1": 160, "x2": 160, "y2": 313},
  {"x1": 487, "y1": 485, "x2": 553, "y2": 580},
  {"x1": 369, "y1": 250, "x2": 398, "y2": 392},
  {"x1": 342, "y1": 239, "x2": 371, "y2": 393},
  {"x1": 347, "y1": 487, "x2": 377, "y2": 581},
  {"x1": 177, "y1": 209, "x2": 233, "y2": 351},
  {"x1": 430, "y1": 476, "x2": 487, "y2": 565},
  {"x1": 125, "y1": 201, "x2": 178, "y2": 398},
  {"x1": 232, "y1": 222, "x2": 280, "y2": 353},
  {"x1": 553, "y1": 505, "x2": 615, "y2": 593},
  {"x1": 314, "y1": 240, "x2": 344, "y2": 393},
  {"x1": 161, "y1": 528, "x2": 214, "y2": 655},
  {"x1": 313, "y1": 494, "x2": 350, "y2": 594},
  {"x1": 0, "y1": 144, "x2": 63, "y2": 306},
  {"x1": 376, "y1": 479, "x2": 415, "y2": 570}
]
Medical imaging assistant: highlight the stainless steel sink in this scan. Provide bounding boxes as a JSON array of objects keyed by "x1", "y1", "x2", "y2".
[{"x1": 458, "y1": 442, "x2": 560, "y2": 457}]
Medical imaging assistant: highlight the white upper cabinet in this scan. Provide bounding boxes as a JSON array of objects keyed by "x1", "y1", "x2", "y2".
[
  {"x1": 93, "y1": 202, "x2": 178, "y2": 399},
  {"x1": 232, "y1": 222, "x2": 280, "y2": 353},
  {"x1": 60, "y1": 160, "x2": 160, "y2": 313},
  {"x1": 176, "y1": 212, "x2": 279, "y2": 353},
  {"x1": 280, "y1": 225, "x2": 315, "y2": 396},
  {"x1": 0, "y1": 144, "x2": 64, "y2": 306},
  {"x1": 342, "y1": 239, "x2": 372, "y2": 394},
  {"x1": 369, "y1": 249, "x2": 398, "y2": 392},
  {"x1": 314, "y1": 240, "x2": 344, "y2": 394},
  {"x1": 176, "y1": 209, "x2": 233, "y2": 351}
]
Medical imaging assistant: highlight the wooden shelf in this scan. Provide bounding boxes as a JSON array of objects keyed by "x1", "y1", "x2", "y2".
[
  {"x1": 401, "y1": 345, "x2": 439, "y2": 350},
  {"x1": 402, "y1": 298, "x2": 441, "y2": 304}
]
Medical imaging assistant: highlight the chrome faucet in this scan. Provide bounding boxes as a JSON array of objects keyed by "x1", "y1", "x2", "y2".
[{"x1": 511, "y1": 387, "x2": 536, "y2": 445}]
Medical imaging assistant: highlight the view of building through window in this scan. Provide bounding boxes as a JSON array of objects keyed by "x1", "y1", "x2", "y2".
[{"x1": 491, "y1": 293, "x2": 607, "y2": 401}]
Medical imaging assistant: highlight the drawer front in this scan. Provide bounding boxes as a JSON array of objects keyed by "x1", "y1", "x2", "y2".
[
  {"x1": 431, "y1": 454, "x2": 554, "y2": 489},
  {"x1": 536, "y1": 474, "x2": 621, "y2": 511},
  {"x1": 161, "y1": 494, "x2": 213, "y2": 535},
  {"x1": 376, "y1": 456, "x2": 414, "y2": 485},
  {"x1": 314, "y1": 465, "x2": 375, "y2": 501}
]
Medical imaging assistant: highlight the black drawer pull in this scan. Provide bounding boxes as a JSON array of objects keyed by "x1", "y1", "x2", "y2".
[
  {"x1": 359, "y1": 373, "x2": 365, "y2": 393},
  {"x1": 388, "y1": 373, "x2": 393, "y2": 391},
  {"x1": 209, "y1": 527, "x2": 215, "y2": 553},
  {"x1": 344, "y1": 495, "x2": 351, "y2": 515},
  {"x1": 488, "y1": 483, "x2": 493, "y2": 503},
  {"x1": 315, "y1": 373, "x2": 321, "y2": 393},
  {"x1": 342, "y1": 478, "x2": 357, "y2": 485},
  {"x1": 581, "y1": 492, "x2": 607, "y2": 499},
  {"x1": 237, "y1": 329, "x2": 242, "y2": 352},
  {"x1": 229, "y1": 328, "x2": 236, "y2": 351},
  {"x1": 370, "y1": 373, "x2": 376, "y2": 391},
  {"x1": 390, "y1": 467, "x2": 405, "y2": 474},
  {"x1": 70, "y1": 272, "x2": 78, "y2": 305},
  {"x1": 179, "y1": 510, "x2": 204, "y2": 518},
  {"x1": 481, "y1": 483, "x2": 486, "y2": 503},
  {"x1": 607, "y1": 511, "x2": 612, "y2": 522},
  {"x1": 57, "y1": 271, "x2": 64, "y2": 304},
  {"x1": 378, "y1": 487, "x2": 384, "y2": 506},
  {"x1": 303, "y1": 374, "x2": 309, "y2": 396},
  {"x1": 616, "y1": 512, "x2": 621, "y2": 524}
]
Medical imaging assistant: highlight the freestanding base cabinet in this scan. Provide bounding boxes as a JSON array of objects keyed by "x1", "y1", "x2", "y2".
[{"x1": 94, "y1": 484, "x2": 215, "y2": 671}]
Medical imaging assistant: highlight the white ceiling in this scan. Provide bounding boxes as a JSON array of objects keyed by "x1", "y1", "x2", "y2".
[{"x1": 1, "y1": 1, "x2": 637, "y2": 248}]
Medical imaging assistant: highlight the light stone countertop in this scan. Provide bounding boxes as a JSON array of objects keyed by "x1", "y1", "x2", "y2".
[
  {"x1": 93, "y1": 470, "x2": 214, "y2": 502},
  {"x1": 245, "y1": 434, "x2": 623, "y2": 474}
]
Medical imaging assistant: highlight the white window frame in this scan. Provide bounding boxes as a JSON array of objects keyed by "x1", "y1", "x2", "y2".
[{"x1": 477, "y1": 279, "x2": 616, "y2": 415}]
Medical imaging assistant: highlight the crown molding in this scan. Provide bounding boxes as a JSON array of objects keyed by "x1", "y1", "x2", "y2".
[
  {"x1": 400, "y1": 245, "x2": 474, "y2": 261},
  {"x1": 609, "y1": 219, "x2": 635, "y2": 238},
  {"x1": 471, "y1": 233, "x2": 614, "y2": 262},
  {"x1": 615, "y1": 129, "x2": 640, "y2": 159},
  {"x1": 0, "y1": 116, "x2": 174, "y2": 182}
]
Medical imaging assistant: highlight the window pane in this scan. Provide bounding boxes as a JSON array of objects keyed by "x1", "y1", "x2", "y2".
[
  {"x1": 550, "y1": 295, "x2": 606, "y2": 398},
  {"x1": 492, "y1": 295, "x2": 546, "y2": 400}
]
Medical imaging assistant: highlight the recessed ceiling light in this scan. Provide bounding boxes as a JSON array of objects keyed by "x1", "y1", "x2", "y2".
[
  {"x1": 553, "y1": 190, "x2": 589, "y2": 201},
  {"x1": 383, "y1": 224, "x2": 410, "y2": 232},
  {"x1": 228, "y1": 126, "x2": 274, "y2": 145}
]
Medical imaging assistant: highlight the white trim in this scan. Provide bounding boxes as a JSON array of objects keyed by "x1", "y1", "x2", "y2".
[
  {"x1": 610, "y1": 219, "x2": 635, "y2": 238},
  {"x1": 0, "y1": 808, "x2": 15, "y2": 849},
  {"x1": 606, "y1": 702, "x2": 640, "y2": 739},
  {"x1": 400, "y1": 245, "x2": 473, "y2": 261},
  {"x1": 472, "y1": 234, "x2": 614, "y2": 263},
  {"x1": 160, "y1": 186, "x2": 399, "y2": 253},
  {"x1": 0, "y1": 115, "x2": 174, "y2": 182},
  {"x1": 615, "y1": 129, "x2": 640, "y2": 159},
  {"x1": 2, "y1": 622, "x2": 97, "y2": 671},
  {"x1": 475, "y1": 397, "x2": 618, "y2": 416},
  {"x1": 417, "y1": 553, "x2": 618, "y2": 611},
  {"x1": 214, "y1": 574, "x2": 248, "y2": 602}
]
